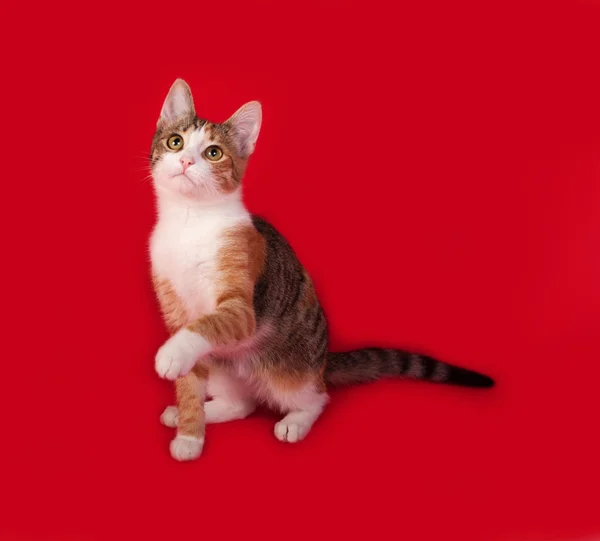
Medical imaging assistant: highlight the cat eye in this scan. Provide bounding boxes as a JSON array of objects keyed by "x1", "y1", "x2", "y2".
[
  {"x1": 204, "y1": 146, "x2": 223, "y2": 161},
  {"x1": 166, "y1": 134, "x2": 184, "y2": 151}
]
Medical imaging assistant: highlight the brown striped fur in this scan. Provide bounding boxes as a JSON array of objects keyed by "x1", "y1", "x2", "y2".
[{"x1": 220, "y1": 217, "x2": 330, "y2": 394}]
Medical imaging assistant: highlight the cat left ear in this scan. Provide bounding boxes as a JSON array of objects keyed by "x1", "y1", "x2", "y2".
[
  {"x1": 159, "y1": 79, "x2": 195, "y2": 125},
  {"x1": 225, "y1": 101, "x2": 262, "y2": 158}
]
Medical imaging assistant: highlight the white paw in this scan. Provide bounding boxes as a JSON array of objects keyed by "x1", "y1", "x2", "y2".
[
  {"x1": 155, "y1": 329, "x2": 211, "y2": 381},
  {"x1": 274, "y1": 421, "x2": 310, "y2": 443},
  {"x1": 160, "y1": 406, "x2": 178, "y2": 428},
  {"x1": 170, "y1": 434, "x2": 204, "y2": 461}
]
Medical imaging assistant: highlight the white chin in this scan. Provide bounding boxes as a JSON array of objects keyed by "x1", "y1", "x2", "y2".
[{"x1": 177, "y1": 180, "x2": 213, "y2": 199}]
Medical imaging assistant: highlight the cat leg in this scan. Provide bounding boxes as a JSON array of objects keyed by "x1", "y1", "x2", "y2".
[
  {"x1": 160, "y1": 365, "x2": 256, "y2": 426},
  {"x1": 272, "y1": 383, "x2": 329, "y2": 443},
  {"x1": 205, "y1": 365, "x2": 257, "y2": 423},
  {"x1": 169, "y1": 363, "x2": 209, "y2": 461}
]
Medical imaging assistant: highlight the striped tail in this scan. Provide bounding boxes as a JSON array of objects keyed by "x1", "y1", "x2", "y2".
[{"x1": 325, "y1": 348, "x2": 494, "y2": 388}]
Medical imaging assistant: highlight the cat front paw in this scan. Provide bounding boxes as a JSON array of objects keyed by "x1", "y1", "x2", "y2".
[
  {"x1": 170, "y1": 434, "x2": 204, "y2": 461},
  {"x1": 155, "y1": 329, "x2": 211, "y2": 380}
]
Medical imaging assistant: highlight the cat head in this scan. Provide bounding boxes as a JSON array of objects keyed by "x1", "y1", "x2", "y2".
[{"x1": 150, "y1": 79, "x2": 261, "y2": 202}]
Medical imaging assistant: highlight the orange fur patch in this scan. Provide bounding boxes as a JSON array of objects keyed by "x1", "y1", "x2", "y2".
[
  {"x1": 152, "y1": 275, "x2": 188, "y2": 334},
  {"x1": 175, "y1": 373, "x2": 206, "y2": 438},
  {"x1": 186, "y1": 223, "x2": 265, "y2": 347},
  {"x1": 192, "y1": 364, "x2": 209, "y2": 380}
]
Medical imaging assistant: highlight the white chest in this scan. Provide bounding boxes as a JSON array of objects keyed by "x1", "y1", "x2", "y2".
[{"x1": 149, "y1": 199, "x2": 250, "y2": 320}]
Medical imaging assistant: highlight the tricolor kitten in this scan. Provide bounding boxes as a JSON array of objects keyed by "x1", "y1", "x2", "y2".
[{"x1": 149, "y1": 79, "x2": 494, "y2": 461}]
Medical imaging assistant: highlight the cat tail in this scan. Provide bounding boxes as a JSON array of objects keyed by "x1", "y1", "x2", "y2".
[{"x1": 324, "y1": 349, "x2": 494, "y2": 388}]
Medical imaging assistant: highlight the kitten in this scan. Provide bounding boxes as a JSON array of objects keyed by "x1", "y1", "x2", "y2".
[{"x1": 149, "y1": 79, "x2": 494, "y2": 461}]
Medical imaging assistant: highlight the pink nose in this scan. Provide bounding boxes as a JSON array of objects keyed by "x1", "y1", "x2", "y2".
[{"x1": 180, "y1": 156, "x2": 195, "y2": 172}]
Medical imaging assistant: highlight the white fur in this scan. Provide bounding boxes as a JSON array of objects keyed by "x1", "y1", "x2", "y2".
[
  {"x1": 205, "y1": 399, "x2": 256, "y2": 423},
  {"x1": 150, "y1": 193, "x2": 252, "y2": 381},
  {"x1": 204, "y1": 365, "x2": 257, "y2": 423},
  {"x1": 151, "y1": 193, "x2": 250, "y2": 310},
  {"x1": 160, "y1": 405, "x2": 179, "y2": 427},
  {"x1": 155, "y1": 328, "x2": 211, "y2": 380},
  {"x1": 274, "y1": 390, "x2": 329, "y2": 443},
  {"x1": 170, "y1": 434, "x2": 204, "y2": 461}
]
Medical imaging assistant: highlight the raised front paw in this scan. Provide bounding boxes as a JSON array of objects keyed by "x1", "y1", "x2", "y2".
[{"x1": 155, "y1": 329, "x2": 211, "y2": 381}]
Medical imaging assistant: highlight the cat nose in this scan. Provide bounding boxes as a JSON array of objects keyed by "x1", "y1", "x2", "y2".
[{"x1": 180, "y1": 156, "x2": 195, "y2": 172}]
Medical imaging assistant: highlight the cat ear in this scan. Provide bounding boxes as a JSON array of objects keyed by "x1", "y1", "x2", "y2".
[
  {"x1": 225, "y1": 101, "x2": 262, "y2": 158},
  {"x1": 159, "y1": 79, "x2": 195, "y2": 125}
]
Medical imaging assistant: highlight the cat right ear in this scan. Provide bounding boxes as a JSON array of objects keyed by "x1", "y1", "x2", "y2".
[{"x1": 158, "y1": 79, "x2": 195, "y2": 125}]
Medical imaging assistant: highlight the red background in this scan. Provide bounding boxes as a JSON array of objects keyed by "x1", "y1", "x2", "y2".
[{"x1": 1, "y1": 0, "x2": 599, "y2": 540}]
